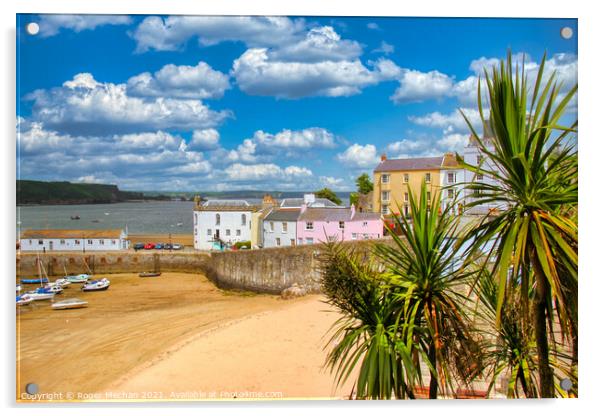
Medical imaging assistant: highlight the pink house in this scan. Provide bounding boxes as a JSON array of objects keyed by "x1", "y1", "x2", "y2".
[{"x1": 296, "y1": 204, "x2": 383, "y2": 245}]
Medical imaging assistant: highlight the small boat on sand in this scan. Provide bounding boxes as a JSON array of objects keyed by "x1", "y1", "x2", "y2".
[
  {"x1": 51, "y1": 278, "x2": 71, "y2": 288},
  {"x1": 82, "y1": 278, "x2": 110, "y2": 292},
  {"x1": 52, "y1": 298, "x2": 88, "y2": 310},
  {"x1": 26, "y1": 287, "x2": 55, "y2": 301},
  {"x1": 139, "y1": 272, "x2": 161, "y2": 277},
  {"x1": 66, "y1": 274, "x2": 90, "y2": 283},
  {"x1": 16, "y1": 294, "x2": 33, "y2": 306},
  {"x1": 20, "y1": 277, "x2": 49, "y2": 285},
  {"x1": 70, "y1": 215, "x2": 80, "y2": 220},
  {"x1": 43, "y1": 284, "x2": 64, "y2": 294}
]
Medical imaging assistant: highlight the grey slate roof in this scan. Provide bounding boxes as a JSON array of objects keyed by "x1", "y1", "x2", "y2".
[
  {"x1": 298, "y1": 207, "x2": 351, "y2": 222},
  {"x1": 280, "y1": 198, "x2": 339, "y2": 208},
  {"x1": 263, "y1": 209, "x2": 301, "y2": 222},
  {"x1": 374, "y1": 156, "x2": 444, "y2": 172}
]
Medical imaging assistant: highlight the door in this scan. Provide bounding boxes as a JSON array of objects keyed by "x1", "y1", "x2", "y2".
[
  {"x1": 49, "y1": 241, "x2": 53, "y2": 251},
  {"x1": 215, "y1": 229, "x2": 220, "y2": 240}
]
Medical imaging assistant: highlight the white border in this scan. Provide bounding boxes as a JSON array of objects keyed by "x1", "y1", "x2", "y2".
[{"x1": 2, "y1": 1, "x2": 600, "y2": 415}]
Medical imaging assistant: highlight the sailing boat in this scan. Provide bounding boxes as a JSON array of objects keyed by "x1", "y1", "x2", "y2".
[
  {"x1": 24, "y1": 256, "x2": 55, "y2": 301},
  {"x1": 64, "y1": 258, "x2": 92, "y2": 283},
  {"x1": 20, "y1": 256, "x2": 49, "y2": 284}
]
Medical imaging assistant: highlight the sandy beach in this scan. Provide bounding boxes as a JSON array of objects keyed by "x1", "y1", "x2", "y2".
[{"x1": 16, "y1": 273, "x2": 352, "y2": 402}]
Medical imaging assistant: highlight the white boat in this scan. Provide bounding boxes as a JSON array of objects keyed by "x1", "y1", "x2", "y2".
[
  {"x1": 82, "y1": 278, "x2": 110, "y2": 292},
  {"x1": 66, "y1": 274, "x2": 91, "y2": 283},
  {"x1": 51, "y1": 278, "x2": 71, "y2": 288},
  {"x1": 16, "y1": 294, "x2": 33, "y2": 306},
  {"x1": 43, "y1": 284, "x2": 64, "y2": 294},
  {"x1": 52, "y1": 298, "x2": 89, "y2": 310},
  {"x1": 26, "y1": 287, "x2": 55, "y2": 301},
  {"x1": 16, "y1": 285, "x2": 22, "y2": 292}
]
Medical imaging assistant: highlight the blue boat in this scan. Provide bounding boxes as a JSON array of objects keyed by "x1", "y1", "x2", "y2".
[{"x1": 20, "y1": 277, "x2": 49, "y2": 284}]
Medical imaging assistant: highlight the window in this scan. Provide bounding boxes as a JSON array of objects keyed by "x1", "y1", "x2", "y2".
[
  {"x1": 270, "y1": 222, "x2": 275, "y2": 232},
  {"x1": 306, "y1": 238, "x2": 314, "y2": 244},
  {"x1": 111, "y1": 240, "x2": 116, "y2": 245},
  {"x1": 381, "y1": 191, "x2": 390, "y2": 201},
  {"x1": 236, "y1": 229, "x2": 241, "y2": 236},
  {"x1": 339, "y1": 221, "x2": 345, "y2": 229},
  {"x1": 425, "y1": 172, "x2": 431, "y2": 183},
  {"x1": 225, "y1": 229, "x2": 231, "y2": 236},
  {"x1": 473, "y1": 189, "x2": 481, "y2": 196},
  {"x1": 207, "y1": 228, "x2": 212, "y2": 236},
  {"x1": 38, "y1": 240, "x2": 43, "y2": 245},
  {"x1": 194, "y1": 228, "x2": 198, "y2": 236},
  {"x1": 447, "y1": 172, "x2": 455, "y2": 183},
  {"x1": 75, "y1": 240, "x2": 80, "y2": 245},
  {"x1": 352, "y1": 233, "x2": 358, "y2": 240},
  {"x1": 476, "y1": 173, "x2": 484, "y2": 181},
  {"x1": 298, "y1": 238, "x2": 303, "y2": 245},
  {"x1": 381, "y1": 174, "x2": 390, "y2": 183},
  {"x1": 241, "y1": 214, "x2": 247, "y2": 226},
  {"x1": 403, "y1": 173, "x2": 409, "y2": 183},
  {"x1": 381, "y1": 205, "x2": 389, "y2": 215},
  {"x1": 306, "y1": 222, "x2": 314, "y2": 230},
  {"x1": 447, "y1": 189, "x2": 455, "y2": 198},
  {"x1": 477, "y1": 155, "x2": 484, "y2": 164},
  {"x1": 363, "y1": 221, "x2": 368, "y2": 227},
  {"x1": 87, "y1": 240, "x2": 93, "y2": 245},
  {"x1": 60, "y1": 239, "x2": 65, "y2": 244},
  {"x1": 276, "y1": 238, "x2": 281, "y2": 246},
  {"x1": 215, "y1": 214, "x2": 220, "y2": 226},
  {"x1": 28, "y1": 239, "x2": 32, "y2": 244},
  {"x1": 99, "y1": 239, "x2": 104, "y2": 245},
  {"x1": 427, "y1": 191, "x2": 431, "y2": 201},
  {"x1": 404, "y1": 192, "x2": 409, "y2": 202},
  {"x1": 291, "y1": 239, "x2": 295, "y2": 246},
  {"x1": 194, "y1": 213, "x2": 198, "y2": 225},
  {"x1": 282, "y1": 222, "x2": 288, "y2": 233}
]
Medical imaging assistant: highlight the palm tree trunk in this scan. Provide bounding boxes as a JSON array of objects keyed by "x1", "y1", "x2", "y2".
[
  {"x1": 428, "y1": 342, "x2": 438, "y2": 399},
  {"x1": 531, "y1": 248, "x2": 555, "y2": 398}
]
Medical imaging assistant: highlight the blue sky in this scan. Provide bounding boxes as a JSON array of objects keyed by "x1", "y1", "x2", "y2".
[{"x1": 16, "y1": 15, "x2": 577, "y2": 192}]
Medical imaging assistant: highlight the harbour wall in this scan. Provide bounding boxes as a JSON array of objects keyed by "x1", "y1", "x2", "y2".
[{"x1": 16, "y1": 238, "x2": 394, "y2": 293}]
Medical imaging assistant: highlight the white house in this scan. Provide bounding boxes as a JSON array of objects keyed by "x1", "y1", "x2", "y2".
[
  {"x1": 262, "y1": 209, "x2": 300, "y2": 248},
  {"x1": 19, "y1": 229, "x2": 129, "y2": 251},
  {"x1": 193, "y1": 199, "x2": 259, "y2": 250},
  {"x1": 440, "y1": 152, "x2": 465, "y2": 215}
]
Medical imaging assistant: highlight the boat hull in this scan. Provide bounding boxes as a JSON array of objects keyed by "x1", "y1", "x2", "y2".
[
  {"x1": 20, "y1": 278, "x2": 49, "y2": 284},
  {"x1": 52, "y1": 299, "x2": 88, "y2": 310},
  {"x1": 139, "y1": 272, "x2": 161, "y2": 277}
]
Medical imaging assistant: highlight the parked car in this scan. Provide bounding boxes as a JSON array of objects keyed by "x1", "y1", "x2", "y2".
[
  {"x1": 133, "y1": 243, "x2": 145, "y2": 250},
  {"x1": 163, "y1": 243, "x2": 173, "y2": 250},
  {"x1": 155, "y1": 243, "x2": 164, "y2": 249},
  {"x1": 172, "y1": 243, "x2": 183, "y2": 250},
  {"x1": 144, "y1": 243, "x2": 155, "y2": 250}
]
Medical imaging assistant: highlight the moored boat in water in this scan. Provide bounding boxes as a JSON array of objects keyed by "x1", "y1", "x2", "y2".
[
  {"x1": 52, "y1": 298, "x2": 89, "y2": 310},
  {"x1": 81, "y1": 278, "x2": 110, "y2": 292}
]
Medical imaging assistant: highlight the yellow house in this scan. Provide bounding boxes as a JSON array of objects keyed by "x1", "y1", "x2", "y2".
[{"x1": 373, "y1": 154, "x2": 455, "y2": 217}]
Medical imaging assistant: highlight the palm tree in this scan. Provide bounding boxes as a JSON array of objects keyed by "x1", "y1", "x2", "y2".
[
  {"x1": 319, "y1": 242, "x2": 417, "y2": 399},
  {"x1": 373, "y1": 182, "x2": 479, "y2": 398},
  {"x1": 459, "y1": 52, "x2": 578, "y2": 397}
]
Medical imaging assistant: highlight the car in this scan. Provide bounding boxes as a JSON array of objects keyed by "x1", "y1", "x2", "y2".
[
  {"x1": 172, "y1": 243, "x2": 183, "y2": 250},
  {"x1": 155, "y1": 243, "x2": 164, "y2": 249},
  {"x1": 133, "y1": 243, "x2": 145, "y2": 250},
  {"x1": 144, "y1": 243, "x2": 155, "y2": 250},
  {"x1": 163, "y1": 243, "x2": 173, "y2": 250}
]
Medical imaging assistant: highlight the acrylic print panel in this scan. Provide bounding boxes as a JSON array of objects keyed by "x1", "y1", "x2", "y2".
[{"x1": 16, "y1": 14, "x2": 578, "y2": 402}]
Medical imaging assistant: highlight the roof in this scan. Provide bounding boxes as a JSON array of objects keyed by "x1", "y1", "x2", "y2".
[
  {"x1": 298, "y1": 207, "x2": 351, "y2": 222},
  {"x1": 264, "y1": 209, "x2": 301, "y2": 222},
  {"x1": 442, "y1": 153, "x2": 461, "y2": 169},
  {"x1": 374, "y1": 156, "x2": 444, "y2": 172},
  {"x1": 20, "y1": 229, "x2": 124, "y2": 239},
  {"x1": 280, "y1": 198, "x2": 339, "y2": 208},
  {"x1": 352, "y1": 212, "x2": 381, "y2": 221},
  {"x1": 195, "y1": 199, "x2": 261, "y2": 212}
]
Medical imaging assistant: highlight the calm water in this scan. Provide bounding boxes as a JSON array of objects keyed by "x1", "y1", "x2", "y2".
[{"x1": 17, "y1": 201, "x2": 195, "y2": 234}]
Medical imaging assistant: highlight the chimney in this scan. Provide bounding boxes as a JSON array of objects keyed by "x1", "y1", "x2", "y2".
[
  {"x1": 380, "y1": 153, "x2": 387, "y2": 161},
  {"x1": 300, "y1": 203, "x2": 308, "y2": 213},
  {"x1": 350, "y1": 204, "x2": 356, "y2": 219},
  {"x1": 303, "y1": 193, "x2": 315, "y2": 205},
  {"x1": 262, "y1": 194, "x2": 276, "y2": 209}
]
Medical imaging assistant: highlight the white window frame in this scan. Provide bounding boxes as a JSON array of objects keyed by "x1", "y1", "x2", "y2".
[
  {"x1": 381, "y1": 205, "x2": 389, "y2": 215},
  {"x1": 381, "y1": 191, "x2": 390, "y2": 202},
  {"x1": 403, "y1": 173, "x2": 409, "y2": 183},
  {"x1": 381, "y1": 174, "x2": 390, "y2": 184},
  {"x1": 269, "y1": 221, "x2": 275, "y2": 232},
  {"x1": 282, "y1": 222, "x2": 288, "y2": 233},
  {"x1": 447, "y1": 172, "x2": 455, "y2": 184},
  {"x1": 425, "y1": 172, "x2": 431, "y2": 183}
]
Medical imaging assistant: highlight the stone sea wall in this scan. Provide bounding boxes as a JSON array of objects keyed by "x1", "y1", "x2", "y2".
[{"x1": 16, "y1": 238, "x2": 394, "y2": 293}]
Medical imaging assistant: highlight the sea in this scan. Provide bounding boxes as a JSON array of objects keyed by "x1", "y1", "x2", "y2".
[{"x1": 17, "y1": 201, "x2": 196, "y2": 235}]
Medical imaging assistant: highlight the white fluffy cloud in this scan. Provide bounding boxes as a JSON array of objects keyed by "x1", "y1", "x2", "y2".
[
  {"x1": 408, "y1": 108, "x2": 481, "y2": 133},
  {"x1": 189, "y1": 129, "x2": 220, "y2": 150},
  {"x1": 336, "y1": 144, "x2": 380, "y2": 168},
  {"x1": 390, "y1": 69, "x2": 454, "y2": 104},
  {"x1": 232, "y1": 48, "x2": 400, "y2": 99},
  {"x1": 224, "y1": 163, "x2": 312, "y2": 181},
  {"x1": 373, "y1": 41, "x2": 395, "y2": 55},
  {"x1": 127, "y1": 61, "x2": 230, "y2": 100},
  {"x1": 36, "y1": 14, "x2": 132, "y2": 37},
  {"x1": 132, "y1": 16, "x2": 306, "y2": 52},
  {"x1": 26, "y1": 73, "x2": 230, "y2": 135}
]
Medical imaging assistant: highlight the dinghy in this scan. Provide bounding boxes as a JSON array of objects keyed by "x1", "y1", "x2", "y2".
[
  {"x1": 26, "y1": 287, "x2": 55, "y2": 301},
  {"x1": 43, "y1": 284, "x2": 64, "y2": 294},
  {"x1": 52, "y1": 298, "x2": 88, "y2": 310},
  {"x1": 66, "y1": 274, "x2": 90, "y2": 283},
  {"x1": 81, "y1": 278, "x2": 110, "y2": 292},
  {"x1": 16, "y1": 294, "x2": 33, "y2": 306},
  {"x1": 139, "y1": 272, "x2": 161, "y2": 277},
  {"x1": 51, "y1": 278, "x2": 71, "y2": 288},
  {"x1": 20, "y1": 277, "x2": 49, "y2": 285}
]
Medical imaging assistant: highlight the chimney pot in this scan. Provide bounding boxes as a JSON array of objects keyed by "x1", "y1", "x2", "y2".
[{"x1": 380, "y1": 154, "x2": 387, "y2": 161}]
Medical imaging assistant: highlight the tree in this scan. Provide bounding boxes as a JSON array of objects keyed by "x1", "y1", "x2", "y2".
[
  {"x1": 315, "y1": 187, "x2": 342, "y2": 205},
  {"x1": 459, "y1": 52, "x2": 578, "y2": 397},
  {"x1": 356, "y1": 173, "x2": 374, "y2": 194}
]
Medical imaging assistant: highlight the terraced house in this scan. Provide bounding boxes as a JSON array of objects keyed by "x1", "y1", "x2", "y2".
[{"x1": 373, "y1": 154, "x2": 458, "y2": 217}]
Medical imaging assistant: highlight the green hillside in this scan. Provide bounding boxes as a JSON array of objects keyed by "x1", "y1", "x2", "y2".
[{"x1": 17, "y1": 180, "x2": 144, "y2": 205}]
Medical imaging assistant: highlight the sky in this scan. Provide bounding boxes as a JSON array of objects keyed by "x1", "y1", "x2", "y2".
[{"x1": 16, "y1": 14, "x2": 578, "y2": 192}]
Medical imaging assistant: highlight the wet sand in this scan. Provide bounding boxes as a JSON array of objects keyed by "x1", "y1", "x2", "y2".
[{"x1": 16, "y1": 272, "x2": 292, "y2": 401}]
